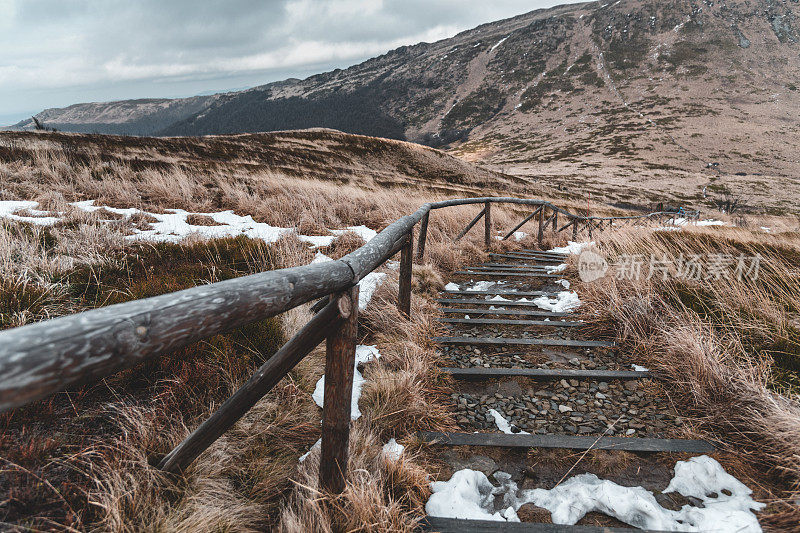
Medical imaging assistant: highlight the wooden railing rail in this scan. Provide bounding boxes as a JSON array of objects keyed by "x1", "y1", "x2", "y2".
[{"x1": 0, "y1": 196, "x2": 691, "y2": 489}]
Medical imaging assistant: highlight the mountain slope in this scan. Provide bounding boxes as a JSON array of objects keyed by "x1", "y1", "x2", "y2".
[{"x1": 16, "y1": 0, "x2": 800, "y2": 212}]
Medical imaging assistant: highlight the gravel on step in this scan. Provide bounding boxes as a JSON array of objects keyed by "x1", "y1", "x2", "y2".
[{"x1": 450, "y1": 379, "x2": 680, "y2": 438}]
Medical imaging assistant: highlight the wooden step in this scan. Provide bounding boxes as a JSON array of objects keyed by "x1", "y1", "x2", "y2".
[
  {"x1": 441, "y1": 290, "x2": 552, "y2": 297},
  {"x1": 439, "y1": 318, "x2": 581, "y2": 327},
  {"x1": 437, "y1": 298, "x2": 550, "y2": 307},
  {"x1": 489, "y1": 252, "x2": 564, "y2": 262},
  {"x1": 453, "y1": 271, "x2": 559, "y2": 278},
  {"x1": 441, "y1": 308, "x2": 571, "y2": 318},
  {"x1": 519, "y1": 249, "x2": 569, "y2": 257},
  {"x1": 419, "y1": 431, "x2": 714, "y2": 453},
  {"x1": 480, "y1": 263, "x2": 562, "y2": 270},
  {"x1": 462, "y1": 266, "x2": 553, "y2": 273},
  {"x1": 422, "y1": 516, "x2": 667, "y2": 532},
  {"x1": 441, "y1": 367, "x2": 653, "y2": 380},
  {"x1": 434, "y1": 336, "x2": 614, "y2": 348}
]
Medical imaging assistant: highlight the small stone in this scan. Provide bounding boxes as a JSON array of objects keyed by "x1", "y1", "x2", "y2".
[
  {"x1": 595, "y1": 392, "x2": 606, "y2": 400},
  {"x1": 624, "y1": 381, "x2": 639, "y2": 391},
  {"x1": 558, "y1": 404, "x2": 573, "y2": 413},
  {"x1": 626, "y1": 428, "x2": 636, "y2": 436}
]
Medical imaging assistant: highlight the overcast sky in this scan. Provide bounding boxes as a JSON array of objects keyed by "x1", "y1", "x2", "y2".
[{"x1": 0, "y1": 0, "x2": 580, "y2": 125}]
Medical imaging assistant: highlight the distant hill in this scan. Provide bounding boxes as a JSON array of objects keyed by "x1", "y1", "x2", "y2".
[{"x1": 13, "y1": 0, "x2": 800, "y2": 213}]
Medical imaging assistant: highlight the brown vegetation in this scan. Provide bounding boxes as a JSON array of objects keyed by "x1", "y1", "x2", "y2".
[{"x1": 579, "y1": 224, "x2": 800, "y2": 528}]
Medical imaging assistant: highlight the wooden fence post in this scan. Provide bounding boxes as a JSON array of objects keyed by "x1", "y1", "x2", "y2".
[
  {"x1": 588, "y1": 219, "x2": 594, "y2": 239},
  {"x1": 537, "y1": 206, "x2": 545, "y2": 245},
  {"x1": 572, "y1": 219, "x2": 578, "y2": 241},
  {"x1": 415, "y1": 212, "x2": 429, "y2": 263},
  {"x1": 398, "y1": 233, "x2": 413, "y2": 318},
  {"x1": 484, "y1": 201, "x2": 492, "y2": 250},
  {"x1": 552, "y1": 211, "x2": 558, "y2": 232},
  {"x1": 320, "y1": 285, "x2": 359, "y2": 494}
]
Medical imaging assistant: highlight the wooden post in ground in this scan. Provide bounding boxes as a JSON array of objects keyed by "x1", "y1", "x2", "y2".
[
  {"x1": 415, "y1": 212, "x2": 429, "y2": 263},
  {"x1": 572, "y1": 219, "x2": 578, "y2": 241},
  {"x1": 552, "y1": 210, "x2": 558, "y2": 233},
  {"x1": 484, "y1": 201, "x2": 492, "y2": 250},
  {"x1": 537, "y1": 206, "x2": 545, "y2": 245},
  {"x1": 320, "y1": 286, "x2": 359, "y2": 494},
  {"x1": 588, "y1": 219, "x2": 594, "y2": 239},
  {"x1": 398, "y1": 233, "x2": 413, "y2": 318}
]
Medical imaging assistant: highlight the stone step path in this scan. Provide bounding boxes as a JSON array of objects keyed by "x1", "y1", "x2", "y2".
[{"x1": 423, "y1": 247, "x2": 713, "y2": 530}]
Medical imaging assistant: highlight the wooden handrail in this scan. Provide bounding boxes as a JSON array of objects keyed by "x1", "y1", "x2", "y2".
[{"x1": 0, "y1": 195, "x2": 684, "y2": 487}]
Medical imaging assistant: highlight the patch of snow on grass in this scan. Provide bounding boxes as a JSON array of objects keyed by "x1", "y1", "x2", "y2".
[
  {"x1": 632, "y1": 364, "x2": 649, "y2": 372},
  {"x1": 358, "y1": 272, "x2": 387, "y2": 311},
  {"x1": 0, "y1": 201, "x2": 61, "y2": 226},
  {"x1": 533, "y1": 291, "x2": 580, "y2": 312},
  {"x1": 546, "y1": 263, "x2": 567, "y2": 274},
  {"x1": 332, "y1": 225, "x2": 377, "y2": 242},
  {"x1": 381, "y1": 438, "x2": 405, "y2": 462},
  {"x1": 513, "y1": 231, "x2": 527, "y2": 241},
  {"x1": 299, "y1": 438, "x2": 321, "y2": 462},
  {"x1": 488, "y1": 295, "x2": 511, "y2": 302},
  {"x1": 445, "y1": 282, "x2": 460, "y2": 291},
  {"x1": 548, "y1": 241, "x2": 593, "y2": 255},
  {"x1": 556, "y1": 279, "x2": 570, "y2": 289},
  {"x1": 312, "y1": 345, "x2": 381, "y2": 420}
]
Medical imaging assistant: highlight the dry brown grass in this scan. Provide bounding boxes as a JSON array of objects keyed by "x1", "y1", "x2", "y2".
[
  {"x1": 578, "y1": 224, "x2": 800, "y2": 527},
  {"x1": 0, "y1": 131, "x2": 557, "y2": 530}
]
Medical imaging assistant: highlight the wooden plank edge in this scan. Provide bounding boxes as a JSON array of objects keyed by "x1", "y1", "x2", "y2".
[{"x1": 418, "y1": 431, "x2": 715, "y2": 453}]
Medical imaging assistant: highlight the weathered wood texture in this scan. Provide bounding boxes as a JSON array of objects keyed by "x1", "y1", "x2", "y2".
[
  {"x1": 433, "y1": 336, "x2": 614, "y2": 348},
  {"x1": 488, "y1": 253, "x2": 562, "y2": 263},
  {"x1": 454, "y1": 207, "x2": 486, "y2": 242},
  {"x1": 462, "y1": 266, "x2": 552, "y2": 273},
  {"x1": 0, "y1": 260, "x2": 354, "y2": 411},
  {"x1": 484, "y1": 201, "x2": 491, "y2": 250},
  {"x1": 320, "y1": 287, "x2": 359, "y2": 494},
  {"x1": 440, "y1": 308, "x2": 570, "y2": 317},
  {"x1": 0, "y1": 196, "x2": 670, "y2": 414},
  {"x1": 453, "y1": 271, "x2": 559, "y2": 278},
  {"x1": 441, "y1": 367, "x2": 653, "y2": 380},
  {"x1": 398, "y1": 233, "x2": 413, "y2": 317},
  {"x1": 416, "y1": 211, "x2": 429, "y2": 263},
  {"x1": 436, "y1": 298, "x2": 559, "y2": 307},
  {"x1": 419, "y1": 431, "x2": 714, "y2": 453},
  {"x1": 157, "y1": 295, "x2": 343, "y2": 473},
  {"x1": 537, "y1": 206, "x2": 545, "y2": 244},
  {"x1": 438, "y1": 318, "x2": 581, "y2": 327},
  {"x1": 502, "y1": 207, "x2": 541, "y2": 241},
  {"x1": 440, "y1": 290, "x2": 551, "y2": 297}
]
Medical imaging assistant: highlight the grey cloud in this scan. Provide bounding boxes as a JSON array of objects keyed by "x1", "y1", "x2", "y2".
[{"x1": 1, "y1": 0, "x2": 578, "y2": 122}]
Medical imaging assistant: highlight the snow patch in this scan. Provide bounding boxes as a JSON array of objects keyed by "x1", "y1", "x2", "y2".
[
  {"x1": 427, "y1": 456, "x2": 764, "y2": 529},
  {"x1": 381, "y1": 438, "x2": 405, "y2": 462},
  {"x1": 490, "y1": 36, "x2": 509, "y2": 52},
  {"x1": 299, "y1": 438, "x2": 321, "y2": 462},
  {"x1": 489, "y1": 409, "x2": 529, "y2": 435},
  {"x1": 546, "y1": 263, "x2": 567, "y2": 274},
  {"x1": 312, "y1": 345, "x2": 381, "y2": 420},
  {"x1": 445, "y1": 282, "x2": 461, "y2": 291},
  {"x1": 556, "y1": 279, "x2": 570, "y2": 289},
  {"x1": 632, "y1": 364, "x2": 650, "y2": 372},
  {"x1": 358, "y1": 272, "x2": 387, "y2": 311},
  {"x1": 533, "y1": 291, "x2": 580, "y2": 313},
  {"x1": 548, "y1": 241, "x2": 593, "y2": 255}
]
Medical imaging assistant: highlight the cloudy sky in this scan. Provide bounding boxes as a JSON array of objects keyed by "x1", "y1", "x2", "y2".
[{"x1": 0, "y1": 0, "x2": 579, "y2": 125}]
